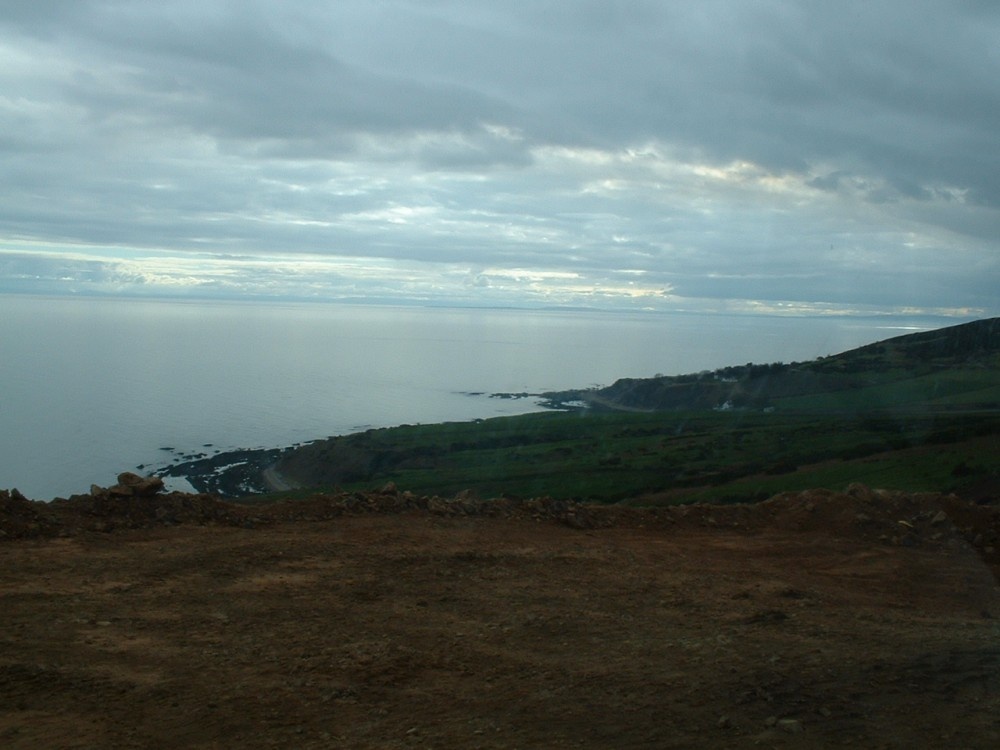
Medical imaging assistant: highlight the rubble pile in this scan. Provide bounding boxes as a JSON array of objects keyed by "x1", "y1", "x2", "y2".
[{"x1": 2, "y1": 475, "x2": 997, "y2": 577}]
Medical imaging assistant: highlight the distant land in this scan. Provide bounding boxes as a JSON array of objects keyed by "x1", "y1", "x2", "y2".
[
  {"x1": 157, "y1": 317, "x2": 999, "y2": 504},
  {"x1": 541, "y1": 315, "x2": 1000, "y2": 413}
]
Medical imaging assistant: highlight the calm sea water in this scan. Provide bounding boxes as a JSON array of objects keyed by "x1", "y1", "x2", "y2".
[{"x1": 0, "y1": 295, "x2": 955, "y2": 499}]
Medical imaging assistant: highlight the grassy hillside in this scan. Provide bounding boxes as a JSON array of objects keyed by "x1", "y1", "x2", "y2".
[
  {"x1": 271, "y1": 317, "x2": 999, "y2": 505},
  {"x1": 543, "y1": 317, "x2": 1000, "y2": 414},
  {"x1": 274, "y1": 409, "x2": 998, "y2": 504}
]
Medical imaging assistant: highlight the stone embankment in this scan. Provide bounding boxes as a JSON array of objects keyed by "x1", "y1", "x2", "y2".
[
  {"x1": 2, "y1": 475, "x2": 998, "y2": 575},
  {"x1": 0, "y1": 472, "x2": 233, "y2": 537}
]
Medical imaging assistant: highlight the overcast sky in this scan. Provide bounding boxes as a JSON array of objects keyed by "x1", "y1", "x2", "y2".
[{"x1": 1, "y1": 0, "x2": 997, "y2": 317}]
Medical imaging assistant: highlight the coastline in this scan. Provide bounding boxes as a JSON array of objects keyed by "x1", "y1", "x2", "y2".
[
  {"x1": 154, "y1": 397, "x2": 554, "y2": 499},
  {"x1": 155, "y1": 447, "x2": 286, "y2": 497}
]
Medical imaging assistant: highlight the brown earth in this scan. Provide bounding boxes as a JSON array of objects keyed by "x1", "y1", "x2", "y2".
[{"x1": 2, "y1": 482, "x2": 1000, "y2": 749}]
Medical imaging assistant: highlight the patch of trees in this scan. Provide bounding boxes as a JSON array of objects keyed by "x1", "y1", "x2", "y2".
[{"x1": 711, "y1": 361, "x2": 789, "y2": 380}]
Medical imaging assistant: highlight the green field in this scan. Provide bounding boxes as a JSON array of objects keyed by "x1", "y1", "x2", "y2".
[{"x1": 271, "y1": 408, "x2": 998, "y2": 504}]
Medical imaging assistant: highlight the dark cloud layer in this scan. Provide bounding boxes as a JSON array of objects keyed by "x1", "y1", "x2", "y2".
[{"x1": 0, "y1": 0, "x2": 996, "y2": 315}]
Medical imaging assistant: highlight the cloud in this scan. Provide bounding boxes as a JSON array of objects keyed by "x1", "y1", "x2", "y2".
[{"x1": 0, "y1": 0, "x2": 996, "y2": 317}]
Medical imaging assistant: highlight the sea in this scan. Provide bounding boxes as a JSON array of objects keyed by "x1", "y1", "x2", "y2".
[{"x1": 0, "y1": 294, "x2": 959, "y2": 500}]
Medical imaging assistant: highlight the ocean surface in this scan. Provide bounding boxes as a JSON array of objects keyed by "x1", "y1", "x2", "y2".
[{"x1": 0, "y1": 295, "x2": 956, "y2": 500}]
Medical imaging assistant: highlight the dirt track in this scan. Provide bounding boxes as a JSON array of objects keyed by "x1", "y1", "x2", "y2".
[{"x1": 2, "y1": 488, "x2": 1000, "y2": 749}]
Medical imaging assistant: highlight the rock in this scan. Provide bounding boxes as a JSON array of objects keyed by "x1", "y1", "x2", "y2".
[
  {"x1": 154, "y1": 507, "x2": 176, "y2": 523},
  {"x1": 110, "y1": 473, "x2": 164, "y2": 497},
  {"x1": 931, "y1": 510, "x2": 948, "y2": 525},
  {"x1": 378, "y1": 481, "x2": 398, "y2": 495},
  {"x1": 109, "y1": 483, "x2": 134, "y2": 497},
  {"x1": 427, "y1": 496, "x2": 450, "y2": 514},
  {"x1": 846, "y1": 483, "x2": 874, "y2": 501},
  {"x1": 778, "y1": 718, "x2": 803, "y2": 733}
]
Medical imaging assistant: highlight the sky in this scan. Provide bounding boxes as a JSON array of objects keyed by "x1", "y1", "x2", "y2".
[{"x1": 0, "y1": 0, "x2": 997, "y2": 317}]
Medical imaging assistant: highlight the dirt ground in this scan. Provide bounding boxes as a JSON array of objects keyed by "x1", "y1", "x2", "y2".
[{"x1": 2, "y1": 486, "x2": 1000, "y2": 749}]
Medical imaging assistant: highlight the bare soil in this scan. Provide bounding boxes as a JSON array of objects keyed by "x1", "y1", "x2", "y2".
[{"x1": 2, "y1": 486, "x2": 1000, "y2": 749}]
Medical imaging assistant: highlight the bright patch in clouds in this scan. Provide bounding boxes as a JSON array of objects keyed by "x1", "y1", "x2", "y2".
[{"x1": 0, "y1": 1, "x2": 996, "y2": 318}]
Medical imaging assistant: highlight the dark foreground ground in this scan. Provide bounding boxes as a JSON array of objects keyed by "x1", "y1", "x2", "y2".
[{"x1": 2, "y1": 484, "x2": 1000, "y2": 749}]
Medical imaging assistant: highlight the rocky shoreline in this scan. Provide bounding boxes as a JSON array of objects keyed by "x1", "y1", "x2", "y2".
[
  {"x1": 154, "y1": 446, "x2": 288, "y2": 496},
  {"x1": 149, "y1": 390, "x2": 563, "y2": 497}
]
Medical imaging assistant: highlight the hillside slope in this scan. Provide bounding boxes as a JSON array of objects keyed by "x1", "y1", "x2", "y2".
[
  {"x1": 155, "y1": 318, "x2": 999, "y2": 502},
  {"x1": 543, "y1": 317, "x2": 1000, "y2": 413}
]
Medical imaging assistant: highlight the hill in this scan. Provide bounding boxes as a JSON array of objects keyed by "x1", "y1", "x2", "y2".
[
  {"x1": 542, "y1": 317, "x2": 1000, "y2": 413},
  {"x1": 156, "y1": 318, "x2": 999, "y2": 504}
]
